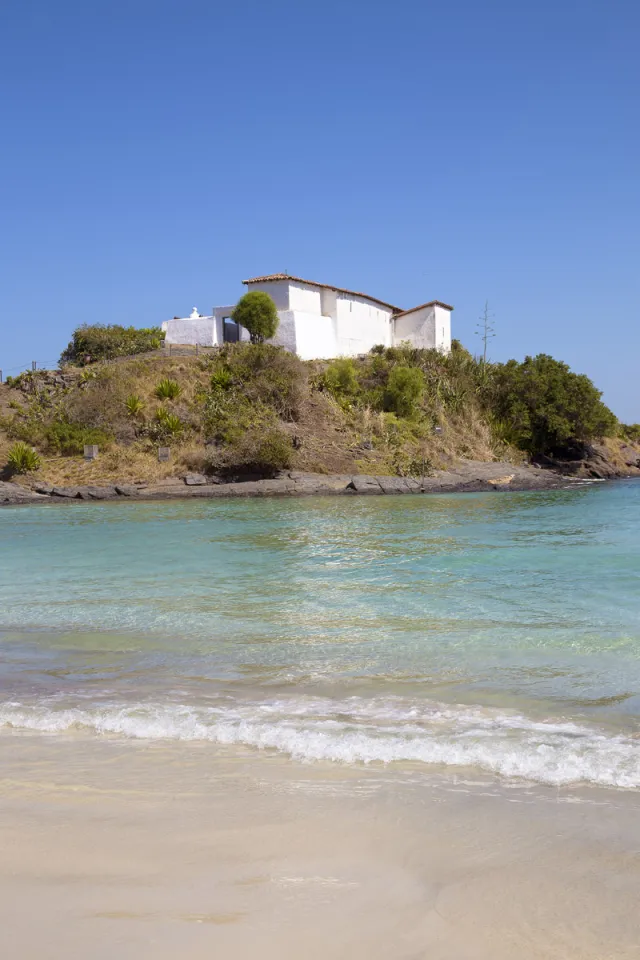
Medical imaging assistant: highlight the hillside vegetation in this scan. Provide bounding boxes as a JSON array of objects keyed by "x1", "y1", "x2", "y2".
[{"x1": 0, "y1": 333, "x2": 633, "y2": 487}]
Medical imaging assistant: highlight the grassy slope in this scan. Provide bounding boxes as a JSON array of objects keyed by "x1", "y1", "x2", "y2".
[{"x1": 0, "y1": 344, "x2": 511, "y2": 486}]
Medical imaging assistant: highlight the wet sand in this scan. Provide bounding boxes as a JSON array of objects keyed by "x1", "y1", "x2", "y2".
[{"x1": 1, "y1": 732, "x2": 639, "y2": 959}]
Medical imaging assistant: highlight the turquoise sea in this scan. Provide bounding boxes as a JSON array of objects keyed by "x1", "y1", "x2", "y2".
[{"x1": 1, "y1": 482, "x2": 640, "y2": 789}]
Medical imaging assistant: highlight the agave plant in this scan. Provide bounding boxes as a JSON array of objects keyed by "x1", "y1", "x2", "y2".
[
  {"x1": 155, "y1": 378, "x2": 181, "y2": 400},
  {"x1": 7, "y1": 442, "x2": 41, "y2": 474},
  {"x1": 155, "y1": 408, "x2": 183, "y2": 437},
  {"x1": 125, "y1": 394, "x2": 145, "y2": 416}
]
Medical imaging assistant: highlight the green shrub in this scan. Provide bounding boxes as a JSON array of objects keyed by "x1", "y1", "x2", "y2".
[
  {"x1": 486, "y1": 354, "x2": 618, "y2": 456},
  {"x1": 232, "y1": 291, "x2": 279, "y2": 344},
  {"x1": 383, "y1": 365, "x2": 424, "y2": 417},
  {"x1": 323, "y1": 358, "x2": 360, "y2": 399},
  {"x1": 60, "y1": 324, "x2": 164, "y2": 366},
  {"x1": 6, "y1": 442, "x2": 41, "y2": 474},
  {"x1": 155, "y1": 378, "x2": 181, "y2": 400},
  {"x1": 621, "y1": 423, "x2": 640, "y2": 443},
  {"x1": 45, "y1": 422, "x2": 112, "y2": 456},
  {"x1": 125, "y1": 394, "x2": 145, "y2": 416},
  {"x1": 210, "y1": 369, "x2": 234, "y2": 392},
  {"x1": 222, "y1": 427, "x2": 292, "y2": 477}
]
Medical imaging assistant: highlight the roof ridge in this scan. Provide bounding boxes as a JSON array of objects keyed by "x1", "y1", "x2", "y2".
[{"x1": 243, "y1": 274, "x2": 402, "y2": 312}]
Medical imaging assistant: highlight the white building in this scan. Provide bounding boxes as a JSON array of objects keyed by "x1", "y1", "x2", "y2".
[{"x1": 162, "y1": 274, "x2": 453, "y2": 360}]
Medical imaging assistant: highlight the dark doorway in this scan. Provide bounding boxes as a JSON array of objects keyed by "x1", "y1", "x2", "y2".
[{"x1": 223, "y1": 317, "x2": 240, "y2": 343}]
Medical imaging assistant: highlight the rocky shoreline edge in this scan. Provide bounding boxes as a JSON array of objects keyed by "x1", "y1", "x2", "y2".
[{"x1": 0, "y1": 461, "x2": 621, "y2": 506}]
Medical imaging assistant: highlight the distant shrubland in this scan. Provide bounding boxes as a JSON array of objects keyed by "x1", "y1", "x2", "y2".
[{"x1": 0, "y1": 328, "x2": 628, "y2": 486}]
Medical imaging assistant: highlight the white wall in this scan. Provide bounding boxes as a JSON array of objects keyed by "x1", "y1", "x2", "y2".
[
  {"x1": 320, "y1": 287, "x2": 337, "y2": 318},
  {"x1": 289, "y1": 282, "x2": 322, "y2": 314},
  {"x1": 244, "y1": 280, "x2": 290, "y2": 311},
  {"x1": 393, "y1": 306, "x2": 436, "y2": 349},
  {"x1": 164, "y1": 316, "x2": 217, "y2": 347},
  {"x1": 291, "y1": 311, "x2": 336, "y2": 360},
  {"x1": 393, "y1": 305, "x2": 452, "y2": 353},
  {"x1": 433, "y1": 305, "x2": 452, "y2": 353},
  {"x1": 334, "y1": 294, "x2": 393, "y2": 355},
  {"x1": 270, "y1": 310, "x2": 298, "y2": 353}
]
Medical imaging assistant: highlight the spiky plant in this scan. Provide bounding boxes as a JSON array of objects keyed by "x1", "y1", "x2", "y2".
[
  {"x1": 125, "y1": 394, "x2": 145, "y2": 416},
  {"x1": 155, "y1": 378, "x2": 181, "y2": 400},
  {"x1": 7, "y1": 442, "x2": 41, "y2": 474}
]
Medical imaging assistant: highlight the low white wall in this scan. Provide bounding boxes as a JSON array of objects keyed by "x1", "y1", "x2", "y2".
[{"x1": 164, "y1": 316, "x2": 217, "y2": 347}]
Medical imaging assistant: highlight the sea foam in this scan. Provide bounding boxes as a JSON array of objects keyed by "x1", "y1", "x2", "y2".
[{"x1": 1, "y1": 694, "x2": 639, "y2": 789}]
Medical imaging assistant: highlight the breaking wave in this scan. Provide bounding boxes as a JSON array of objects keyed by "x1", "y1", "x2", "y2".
[{"x1": 1, "y1": 695, "x2": 639, "y2": 789}]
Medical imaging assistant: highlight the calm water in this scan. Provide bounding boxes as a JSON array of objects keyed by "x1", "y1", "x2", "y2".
[{"x1": 1, "y1": 482, "x2": 640, "y2": 788}]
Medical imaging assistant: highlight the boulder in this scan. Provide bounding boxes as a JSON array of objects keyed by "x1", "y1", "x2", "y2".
[
  {"x1": 114, "y1": 484, "x2": 139, "y2": 497},
  {"x1": 0, "y1": 482, "x2": 45, "y2": 504},
  {"x1": 348, "y1": 476, "x2": 383, "y2": 494},
  {"x1": 184, "y1": 473, "x2": 208, "y2": 486},
  {"x1": 85, "y1": 486, "x2": 118, "y2": 500},
  {"x1": 377, "y1": 477, "x2": 412, "y2": 494},
  {"x1": 51, "y1": 486, "x2": 83, "y2": 499},
  {"x1": 34, "y1": 482, "x2": 54, "y2": 495}
]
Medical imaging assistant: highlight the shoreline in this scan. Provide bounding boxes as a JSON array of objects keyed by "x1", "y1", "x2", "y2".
[{"x1": 0, "y1": 460, "x2": 611, "y2": 506}]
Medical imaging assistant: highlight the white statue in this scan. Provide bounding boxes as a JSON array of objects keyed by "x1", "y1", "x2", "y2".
[{"x1": 190, "y1": 307, "x2": 199, "y2": 318}]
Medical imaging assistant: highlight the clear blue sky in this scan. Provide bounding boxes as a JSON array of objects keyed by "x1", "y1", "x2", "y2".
[{"x1": 1, "y1": 0, "x2": 638, "y2": 420}]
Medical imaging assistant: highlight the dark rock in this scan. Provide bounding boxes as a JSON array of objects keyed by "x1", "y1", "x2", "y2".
[
  {"x1": 85, "y1": 485, "x2": 118, "y2": 500},
  {"x1": 377, "y1": 477, "x2": 412, "y2": 494},
  {"x1": 184, "y1": 473, "x2": 208, "y2": 486},
  {"x1": 114, "y1": 484, "x2": 139, "y2": 497},
  {"x1": 348, "y1": 476, "x2": 382, "y2": 494},
  {"x1": 0, "y1": 482, "x2": 45, "y2": 504},
  {"x1": 34, "y1": 482, "x2": 54, "y2": 495},
  {"x1": 361, "y1": 440, "x2": 373, "y2": 450},
  {"x1": 51, "y1": 486, "x2": 83, "y2": 499}
]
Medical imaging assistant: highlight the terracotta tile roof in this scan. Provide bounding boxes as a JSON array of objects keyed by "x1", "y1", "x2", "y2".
[
  {"x1": 242, "y1": 273, "x2": 402, "y2": 312},
  {"x1": 393, "y1": 300, "x2": 454, "y2": 318}
]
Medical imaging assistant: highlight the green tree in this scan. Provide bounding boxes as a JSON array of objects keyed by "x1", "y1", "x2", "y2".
[
  {"x1": 232, "y1": 292, "x2": 279, "y2": 344},
  {"x1": 488, "y1": 354, "x2": 617, "y2": 455}
]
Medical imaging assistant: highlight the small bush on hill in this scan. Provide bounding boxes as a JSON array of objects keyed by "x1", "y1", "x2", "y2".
[
  {"x1": 210, "y1": 369, "x2": 234, "y2": 392},
  {"x1": 45, "y1": 421, "x2": 112, "y2": 456},
  {"x1": 60, "y1": 324, "x2": 164, "y2": 366},
  {"x1": 155, "y1": 378, "x2": 181, "y2": 400},
  {"x1": 7, "y1": 442, "x2": 41, "y2": 474},
  {"x1": 219, "y1": 427, "x2": 292, "y2": 478},
  {"x1": 232, "y1": 291, "x2": 279, "y2": 344},
  {"x1": 383, "y1": 365, "x2": 424, "y2": 417},
  {"x1": 323, "y1": 358, "x2": 360, "y2": 403}
]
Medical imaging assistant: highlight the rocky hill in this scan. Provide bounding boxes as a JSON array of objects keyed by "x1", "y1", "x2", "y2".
[{"x1": 1, "y1": 340, "x2": 638, "y2": 492}]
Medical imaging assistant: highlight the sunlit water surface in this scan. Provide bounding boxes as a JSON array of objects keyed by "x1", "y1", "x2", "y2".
[{"x1": 2, "y1": 482, "x2": 640, "y2": 788}]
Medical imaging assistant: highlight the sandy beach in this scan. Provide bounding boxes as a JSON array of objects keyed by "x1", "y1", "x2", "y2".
[{"x1": 1, "y1": 733, "x2": 639, "y2": 960}]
